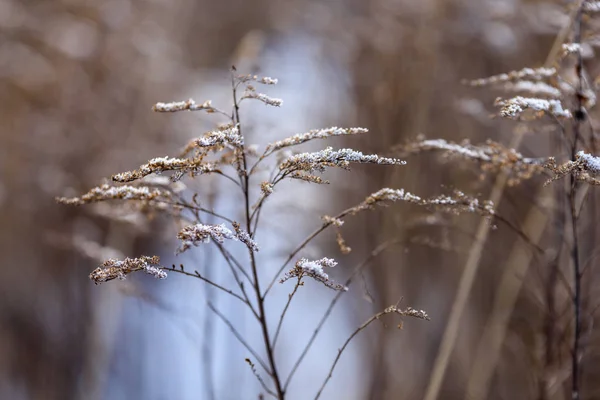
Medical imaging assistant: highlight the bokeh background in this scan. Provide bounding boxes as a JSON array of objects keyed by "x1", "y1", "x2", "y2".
[{"x1": 0, "y1": 0, "x2": 588, "y2": 399}]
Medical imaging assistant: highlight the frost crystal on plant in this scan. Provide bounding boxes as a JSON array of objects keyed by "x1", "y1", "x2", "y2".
[
  {"x1": 583, "y1": 1, "x2": 600, "y2": 12},
  {"x1": 177, "y1": 222, "x2": 259, "y2": 253},
  {"x1": 56, "y1": 184, "x2": 169, "y2": 205},
  {"x1": 399, "y1": 137, "x2": 545, "y2": 185},
  {"x1": 280, "y1": 258, "x2": 348, "y2": 291},
  {"x1": 322, "y1": 215, "x2": 344, "y2": 227},
  {"x1": 177, "y1": 223, "x2": 236, "y2": 253},
  {"x1": 546, "y1": 151, "x2": 600, "y2": 185},
  {"x1": 259, "y1": 77, "x2": 278, "y2": 85},
  {"x1": 576, "y1": 151, "x2": 600, "y2": 174},
  {"x1": 152, "y1": 99, "x2": 214, "y2": 113},
  {"x1": 242, "y1": 91, "x2": 283, "y2": 107},
  {"x1": 463, "y1": 67, "x2": 556, "y2": 86},
  {"x1": 502, "y1": 81, "x2": 561, "y2": 98},
  {"x1": 562, "y1": 43, "x2": 583, "y2": 55},
  {"x1": 279, "y1": 147, "x2": 406, "y2": 178},
  {"x1": 265, "y1": 127, "x2": 369, "y2": 155},
  {"x1": 112, "y1": 157, "x2": 219, "y2": 183},
  {"x1": 89, "y1": 255, "x2": 166, "y2": 284},
  {"x1": 494, "y1": 96, "x2": 571, "y2": 119},
  {"x1": 232, "y1": 222, "x2": 260, "y2": 252},
  {"x1": 181, "y1": 125, "x2": 243, "y2": 157},
  {"x1": 260, "y1": 181, "x2": 274, "y2": 196},
  {"x1": 236, "y1": 74, "x2": 279, "y2": 85},
  {"x1": 355, "y1": 188, "x2": 495, "y2": 217}
]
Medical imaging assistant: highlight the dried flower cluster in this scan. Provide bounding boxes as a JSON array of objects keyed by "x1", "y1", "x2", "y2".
[
  {"x1": 398, "y1": 137, "x2": 545, "y2": 185},
  {"x1": 260, "y1": 181, "x2": 274, "y2": 196},
  {"x1": 386, "y1": 305, "x2": 430, "y2": 321},
  {"x1": 494, "y1": 96, "x2": 571, "y2": 119},
  {"x1": 463, "y1": 66, "x2": 557, "y2": 87},
  {"x1": 321, "y1": 215, "x2": 344, "y2": 227},
  {"x1": 545, "y1": 151, "x2": 600, "y2": 185},
  {"x1": 583, "y1": 1, "x2": 600, "y2": 12},
  {"x1": 503, "y1": 81, "x2": 562, "y2": 98},
  {"x1": 264, "y1": 127, "x2": 369, "y2": 156},
  {"x1": 279, "y1": 147, "x2": 405, "y2": 184},
  {"x1": 280, "y1": 258, "x2": 348, "y2": 291},
  {"x1": 354, "y1": 188, "x2": 495, "y2": 217},
  {"x1": 112, "y1": 156, "x2": 219, "y2": 183},
  {"x1": 562, "y1": 43, "x2": 583, "y2": 56},
  {"x1": 236, "y1": 74, "x2": 283, "y2": 107},
  {"x1": 236, "y1": 74, "x2": 279, "y2": 85},
  {"x1": 89, "y1": 255, "x2": 166, "y2": 284},
  {"x1": 181, "y1": 125, "x2": 243, "y2": 156},
  {"x1": 153, "y1": 98, "x2": 215, "y2": 113},
  {"x1": 177, "y1": 223, "x2": 258, "y2": 253},
  {"x1": 232, "y1": 222, "x2": 260, "y2": 253},
  {"x1": 242, "y1": 90, "x2": 283, "y2": 107},
  {"x1": 56, "y1": 184, "x2": 170, "y2": 205}
]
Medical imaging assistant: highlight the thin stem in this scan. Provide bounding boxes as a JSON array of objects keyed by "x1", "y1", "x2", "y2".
[
  {"x1": 571, "y1": 4, "x2": 585, "y2": 398},
  {"x1": 208, "y1": 302, "x2": 270, "y2": 374},
  {"x1": 216, "y1": 241, "x2": 253, "y2": 283},
  {"x1": 166, "y1": 265, "x2": 247, "y2": 304},
  {"x1": 215, "y1": 170, "x2": 244, "y2": 189},
  {"x1": 570, "y1": 181, "x2": 582, "y2": 399},
  {"x1": 232, "y1": 72, "x2": 285, "y2": 399},
  {"x1": 493, "y1": 214, "x2": 545, "y2": 254},
  {"x1": 284, "y1": 239, "x2": 403, "y2": 390},
  {"x1": 250, "y1": 168, "x2": 282, "y2": 236},
  {"x1": 246, "y1": 358, "x2": 278, "y2": 398},
  {"x1": 313, "y1": 304, "x2": 423, "y2": 400},
  {"x1": 169, "y1": 199, "x2": 235, "y2": 224},
  {"x1": 272, "y1": 277, "x2": 302, "y2": 347}
]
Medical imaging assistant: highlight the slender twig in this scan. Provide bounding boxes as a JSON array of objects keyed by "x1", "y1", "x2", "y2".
[
  {"x1": 272, "y1": 277, "x2": 303, "y2": 347},
  {"x1": 166, "y1": 265, "x2": 247, "y2": 304},
  {"x1": 215, "y1": 170, "x2": 244, "y2": 188},
  {"x1": 284, "y1": 239, "x2": 403, "y2": 390},
  {"x1": 168, "y1": 199, "x2": 235, "y2": 224},
  {"x1": 250, "y1": 168, "x2": 282, "y2": 236},
  {"x1": 232, "y1": 71, "x2": 286, "y2": 400},
  {"x1": 313, "y1": 304, "x2": 428, "y2": 400},
  {"x1": 208, "y1": 302, "x2": 270, "y2": 374},
  {"x1": 493, "y1": 213, "x2": 546, "y2": 254},
  {"x1": 245, "y1": 358, "x2": 278, "y2": 398}
]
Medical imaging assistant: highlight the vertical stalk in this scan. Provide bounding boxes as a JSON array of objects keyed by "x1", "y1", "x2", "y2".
[
  {"x1": 232, "y1": 74, "x2": 285, "y2": 399},
  {"x1": 570, "y1": 6, "x2": 584, "y2": 399},
  {"x1": 569, "y1": 175, "x2": 581, "y2": 400}
]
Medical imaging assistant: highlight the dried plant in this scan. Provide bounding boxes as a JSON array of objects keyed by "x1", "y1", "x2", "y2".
[
  {"x1": 402, "y1": 2, "x2": 600, "y2": 400},
  {"x1": 397, "y1": 137, "x2": 546, "y2": 186},
  {"x1": 51, "y1": 69, "x2": 505, "y2": 399}
]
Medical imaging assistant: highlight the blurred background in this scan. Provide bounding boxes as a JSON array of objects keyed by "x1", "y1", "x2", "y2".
[{"x1": 0, "y1": 0, "x2": 587, "y2": 399}]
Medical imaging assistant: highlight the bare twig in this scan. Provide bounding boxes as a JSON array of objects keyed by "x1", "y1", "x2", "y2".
[
  {"x1": 284, "y1": 239, "x2": 403, "y2": 390},
  {"x1": 272, "y1": 277, "x2": 302, "y2": 347},
  {"x1": 246, "y1": 358, "x2": 278, "y2": 399},
  {"x1": 167, "y1": 265, "x2": 247, "y2": 304},
  {"x1": 208, "y1": 302, "x2": 270, "y2": 374},
  {"x1": 313, "y1": 304, "x2": 429, "y2": 400}
]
